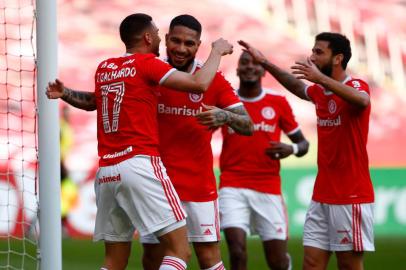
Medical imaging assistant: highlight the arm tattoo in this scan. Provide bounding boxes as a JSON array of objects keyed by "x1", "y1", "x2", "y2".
[
  {"x1": 224, "y1": 105, "x2": 253, "y2": 136},
  {"x1": 213, "y1": 110, "x2": 229, "y2": 125},
  {"x1": 62, "y1": 87, "x2": 96, "y2": 111}
]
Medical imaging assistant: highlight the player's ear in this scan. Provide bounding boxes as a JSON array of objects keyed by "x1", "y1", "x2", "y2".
[
  {"x1": 144, "y1": 32, "x2": 152, "y2": 45},
  {"x1": 165, "y1": 33, "x2": 169, "y2": 45},
  {"x1": 333, "y1": 53, "x2": 344, "y2": 67}
]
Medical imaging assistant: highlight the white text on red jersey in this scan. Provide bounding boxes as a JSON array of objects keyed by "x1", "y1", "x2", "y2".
[{"x1": 158, "y1": 104, "x2": 203, "y2": 116}]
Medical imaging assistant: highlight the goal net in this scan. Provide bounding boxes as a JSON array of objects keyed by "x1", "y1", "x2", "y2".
[{"x1": 0, "y1": 0, "x2": 39, "y2": 269}]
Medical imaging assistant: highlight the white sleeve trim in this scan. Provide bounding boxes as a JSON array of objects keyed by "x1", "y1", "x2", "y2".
[
  {"x1": 223, "y1": 102, "x2": 243, "y2": 110},
  {"x1": 304, "y1": 85, "x2": 311, "y2": 100},
  {"x1": 359, "y1": 90, "x2": 370, "y2": 97},
  {"x1": 286, "y1": 126, "x2": 300, "y2": 136},
  {"x1": 159, "y1": 68, "x2": 177, "y2": 85}
]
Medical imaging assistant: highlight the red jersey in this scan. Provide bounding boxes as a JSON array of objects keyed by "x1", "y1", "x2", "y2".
[
  {"x1": 220, "y1": 89, "x2": 299, "y2": 194},
  {"x1": 157, "y1": 60, "x2": 241, "y2": 202},
  {"x1": 305, "y1": 76, "x2": 374, "y2": 204},
  {"x1": 95, "y1": 53, "x2": 175, "y2": 166}
]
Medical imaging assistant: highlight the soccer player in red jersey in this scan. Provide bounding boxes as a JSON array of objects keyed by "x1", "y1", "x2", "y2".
[
  {"x1": 47, "y1": 13, "x2": 233, "y2": 270},
  {"x1": 141, "y1": 15, "x2": 253, "y2": 270},
  {"x1": 219, "y1": 51, "x2": 309, "y2": 270},
  {"x1": 239, "y1": 32, "x2": 374, "y2": 270},
  {"x1": 47, "y1": 14, "x2": 251, "y2": 270}
]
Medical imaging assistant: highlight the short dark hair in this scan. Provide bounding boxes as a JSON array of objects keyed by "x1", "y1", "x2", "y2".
[
  {"x1": 119, "y1": 13, "x2": 153, "y2": 49},
  {"x1": 169, "y1": 14, "x2": 202, "y2": 36},
  {"x1": 316, "y1": 32, "x2": 352, "y2": 69}
]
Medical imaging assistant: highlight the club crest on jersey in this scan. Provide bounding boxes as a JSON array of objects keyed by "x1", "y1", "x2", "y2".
[
  {"x1": 189, "y1": 93, "x2": 204, "y2": 103},
  {"x1": 328, "y1": 99, "x2": 337, "y2": 114},
  {"x1": 261, "y1": 106, "x2": 275, "y2": 120}
]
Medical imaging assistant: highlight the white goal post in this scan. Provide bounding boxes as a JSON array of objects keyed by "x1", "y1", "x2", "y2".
[{"x1": 36, "y1": 0, "x2": 62, "y2": 269}]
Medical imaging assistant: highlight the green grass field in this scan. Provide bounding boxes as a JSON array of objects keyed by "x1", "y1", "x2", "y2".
[{"x1": 1, "y1": 237, "x2": 405, "y2": 269}]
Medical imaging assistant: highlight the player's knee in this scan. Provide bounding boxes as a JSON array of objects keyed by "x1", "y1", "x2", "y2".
[
  {"x1": 104, "y1": 256, "x2": 129, "y2": 270},
  {"x1": 195, "y1": 247, "x2": 221, "y2": 268},
  {"x1": 229, "y1": 244, "x2": 247, "y2": 262},
  {"x1": 303, "y1": 253, "x2": 319, "y2": 269},
  {"x1": 267, "y1": 255, "x2": 290, "y2": 270},
  {"x1": 336, "y1": 257, "x2": 360, "y2": 270}
]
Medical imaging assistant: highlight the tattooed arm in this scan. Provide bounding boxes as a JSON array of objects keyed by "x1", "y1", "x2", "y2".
[
  {"x1": 46, "y1": 79, "x2": 96, "y2": 111},
  {"x1": 195, "y1": 104, "x2": 253, "y2": 135}
]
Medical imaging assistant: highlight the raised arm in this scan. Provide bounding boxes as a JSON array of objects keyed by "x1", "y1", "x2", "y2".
[
  {"x1": 238, "y1": 40, "x2": 309, "y2": 101},
  {"x1": 195, "y1": 104, "x2": 253, "y2": 136},
  {"x1": 46, "y1": 79, "x2": 96, "y2": 111},
  {"x1": 265, "y1": 130, "x2": 309, "y2": 160},
  {"x1": 162, "y1": 38, "x2": 233, "y2": 93},
  {"x1": 291, "y1": 58, "x2": 370, "y2": 107}
]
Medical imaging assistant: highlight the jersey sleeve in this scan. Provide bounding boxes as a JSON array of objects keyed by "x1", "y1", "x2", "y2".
[
  {"x1": 304, "y1": 84, "x2": 317, "y2": 102},
  {"x1": 140, "y1": 54, "x2": 176, "y2": 85},
  {"x1": 347, "y1": 79, "x2": 370, "y2": 96},
  {"x1": 279, "y1": 97, "x2": 300, "y2": 135},
  {"x1": 212, "y1": 72, "x2": 242, "y2": 109}
]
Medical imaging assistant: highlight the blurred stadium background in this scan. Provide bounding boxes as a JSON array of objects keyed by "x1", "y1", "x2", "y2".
[{"x1": 1, "y1": 0, "x2": 406, "y2": 269}]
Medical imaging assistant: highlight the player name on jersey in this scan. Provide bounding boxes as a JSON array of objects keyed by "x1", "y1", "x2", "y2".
[{"x1": 96, "y1": 67, "x2": 137, "y2": 83}]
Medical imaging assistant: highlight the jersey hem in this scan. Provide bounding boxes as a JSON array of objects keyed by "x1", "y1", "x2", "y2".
[{"x1": 311, "y1": 196, "x2": 375, "y2": 205}]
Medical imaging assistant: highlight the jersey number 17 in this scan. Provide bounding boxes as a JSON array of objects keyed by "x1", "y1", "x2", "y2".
[{"x1": 101, "y1": 81, "x2": 125, "y2": 133}]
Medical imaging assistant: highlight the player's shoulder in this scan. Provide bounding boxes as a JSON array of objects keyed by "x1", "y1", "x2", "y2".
[
  {"x1": 194, "y1": 59, "x2": 226, "y2": 78},
  {"x1": 346, "y1": 76, "x2": 369, "y2": 88}
]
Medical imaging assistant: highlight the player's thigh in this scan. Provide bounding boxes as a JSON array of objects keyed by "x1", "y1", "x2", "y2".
[
  {"x1": 219, "y1": 187, "x2": 251, "y2": 233},
  {"x1": 182, "y1": 200, "x2": 221, "y2": 242},
  {"x1": 249, "y1": 191, "x2": 288, "y2": 241},
  {"x1": 116, "y1": 155, "x2": 186, "y2": 237},
  {"x1": 328, "y1": 203, "x2": 374, "y2": 252},
  {"x1": 335, "y1": 250, "x2": 364, "y2": 270},
  {"x1": 94, "y1": 166, "x2": 135, "y2": 242},
  {"x1": 303, "y1": 201, "x2": 330, "y2": 251}
]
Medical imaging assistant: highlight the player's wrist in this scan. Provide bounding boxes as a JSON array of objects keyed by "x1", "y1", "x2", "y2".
[
  {"x1": 61, "y1": 87, "x2": 69, "y2": 100},
  {"x1": 291, "y1": 143, "x2": 299, "y2": 156}
]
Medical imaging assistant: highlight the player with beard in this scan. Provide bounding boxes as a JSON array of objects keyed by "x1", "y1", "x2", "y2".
[
  {"x1": 47, "y1": 14, "x2": 252, "y2": 270},
  {"x1": 239, "y1": 32, "x2": 374, "y2": 270},
  {"x1": 47, "y1": 13, "x2": 234, "y2": 270},
  {"x1": 219, "y1": 51, "x2": 309, "y2": 270},
  {"x1": 142, "y1": 15, "x2": 253, "y2": 270}
]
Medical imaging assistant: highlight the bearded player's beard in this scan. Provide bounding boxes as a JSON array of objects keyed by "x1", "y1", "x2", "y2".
[
  {"x1": 167, "y1": 57, "x2": 195, "y2": 72},
  {"x1": 320, "y1": 61, "x2": 333, "y2": 77}
]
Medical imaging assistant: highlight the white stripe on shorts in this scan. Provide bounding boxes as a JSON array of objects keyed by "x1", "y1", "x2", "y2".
[
  {"x1": 214, "y1": 199, "x2": 220, "y2": 241},
  {"x1": 151, "y1": 156, "x2": 185, "y2": 221}
]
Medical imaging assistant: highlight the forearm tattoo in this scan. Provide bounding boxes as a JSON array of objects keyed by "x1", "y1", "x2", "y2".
[
  {"x1": 62, "y1": 88, "x2": 96, "y2": 111},
  {"x1": 213, "y1": 110, "x2": 229, "y2": 125},
  {"x1": 225, "y1": 105, "x2": 253, "y2": 136}
]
